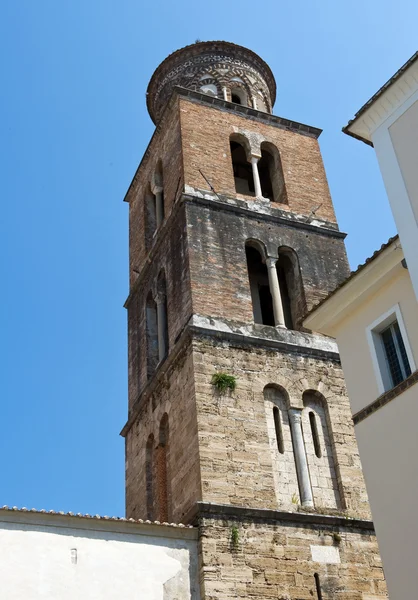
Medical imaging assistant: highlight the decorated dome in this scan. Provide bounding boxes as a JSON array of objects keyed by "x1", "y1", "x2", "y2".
[{"x1": 146, "y1": 41, "x2": 277, "y2": 124}]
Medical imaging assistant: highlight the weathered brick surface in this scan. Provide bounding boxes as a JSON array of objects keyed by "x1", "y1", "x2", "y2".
[
  {"x1": 179, "y1": 98, "x2": 337, "y2": 223},
  {"x1": 125, "y1": 340, "x2": 201, "y2": 523},
  {"x1": 127, "y1": 97, "x2": 183, "y2": 287},
  {"x1": 199, "y1": 514, "x2": 387, "y2": 600},
  {"x1": 186, "y1": 200, "x2": 349, "y2": 322},
  {"x1": 127, "y1": 204, "x2": 192, "y2": 411}
]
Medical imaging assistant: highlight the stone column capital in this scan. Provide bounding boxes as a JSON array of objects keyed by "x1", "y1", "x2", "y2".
[
  {"x1": 265, "y1": 256, "x2": 278, "y2": 269},
  {"x1": 151, "y1": 184, "x2": 163, "y2": 196},
  {"x1": 289, "y1": 408, "x2": 302, "y2": 425}
]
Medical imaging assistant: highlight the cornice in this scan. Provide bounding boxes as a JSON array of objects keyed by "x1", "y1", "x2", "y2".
[{"x1": 344, "y1": 53, "x2": 418, "y2": 145}]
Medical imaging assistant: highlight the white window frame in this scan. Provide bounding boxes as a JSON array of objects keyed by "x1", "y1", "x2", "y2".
[{"x1": 366, "y1": 303, "x2": 416, "y2": 395}]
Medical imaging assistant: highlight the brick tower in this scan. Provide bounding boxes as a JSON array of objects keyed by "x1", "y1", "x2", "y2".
[{"x1": 121, "y1": 41, "x2": 387, "y2": 599}]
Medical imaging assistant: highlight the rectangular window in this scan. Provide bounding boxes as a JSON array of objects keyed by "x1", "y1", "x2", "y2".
[
  {"x1": 380, "y1": 321, "x2": 411, "y2": 387},
  {"x1": 367, "y1": 305, "x2": 415, "y2": 394}
]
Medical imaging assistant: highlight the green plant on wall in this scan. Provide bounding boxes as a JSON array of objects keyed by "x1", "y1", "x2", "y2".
[
  {"x1": 230, "y1": 524, "x2": 239, "y2": 550},
  {"x1": 211, "y1": 372, "x2": 237, "y2": 393}
]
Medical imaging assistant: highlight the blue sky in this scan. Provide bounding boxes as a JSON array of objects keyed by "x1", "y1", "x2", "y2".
[{"x1": 0, "y1": 0, "x2": 416, "y2": 516}]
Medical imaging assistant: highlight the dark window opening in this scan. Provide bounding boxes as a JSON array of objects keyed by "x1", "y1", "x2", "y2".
[
  {"x1": 245, "y1": 245, "x2": 274, "y2": 326},
  {"x1": 231, "y1": 93, "x2": 242, "y2": 104},
  {"x1": 381, "y1": 321, "x2": 411, "y2": 387},
  {"x1": 258, "y1": 149, "x2": 275, "y2": 201},
  {"x1": 309, "y1": 411, "x2": 322, "y2": 458},
  {"x1": 145, "y1": 192, "x2": 157, "y2": 252},
  {"x1": 260, "y1": 143, "x2": 287, "y2": 204},
  {"x1": 157, "y1": 415, "x2": 170, "y2": 523},
  {"x1": 230, "y1": 141, "x2": 254, "y2": 195},
  {"x1": 277, "y1": 257, "x2": 293, "y2": 329},
  {"x1": 273, "y1": 406, "x2": 284, "y2": 454},
  {"x1": 146, "y1": 292, "x2": 159, "y2": 379},
  {"x1": 146, "y1": 434, "x2": 154, "y2": 520}
]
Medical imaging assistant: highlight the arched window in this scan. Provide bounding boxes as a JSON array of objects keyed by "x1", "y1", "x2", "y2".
[
  {"x1": 273, "y1": 406, "x2": 284, "y2": 454},
  {"x1": 276, "y1": 247, "x2": 306, "y2": 330},
  {"x1": 230, "y1": 136, "x2": 254, "y2": 195},
  {"x1": 263, "y1": 385, "x2": 299, "y2": 507},
  {"x1": 259, "y1": 142, "x2": 287, "y2": 203},
  {"x1": 146, "y1": 292, "x2": 159, "y2": 379},
  {"x1": 156, "y1": 272, "x2": 168, "y2": 362},
  {"x1": 245, "y1": 242, "x2": 274, "y2": 326},
  {"x1": 146, "y1": 434, "x2": 154, "y2": 520},
  {"x1": 230, "y1": 87, "x2": 248, "y2": 106},
  {"x1": 302, "y1": 391, "x2": 341, "y2": 509},
  {"x1": 156, "y1": 414, "x2": 170, "y2": 522},
  {"x1": 200, "y1": 83, "x2": 217, "y2": 97},
  {"x1": 309, "y1": 411, "x2": 322, "y2": 458},
  {"x1": 153, "y1": 160, "x2": 165, "y2": 228},
  {"x1": 144, "y1": 188, "x2": 157, "y2": 253}
]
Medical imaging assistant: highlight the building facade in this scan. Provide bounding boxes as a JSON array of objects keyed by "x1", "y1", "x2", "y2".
[
  {"x1": 304, "y1": 236, "x2": 418, "y2": 600},
  {"x1": 0, "y1": 507, "x2": 199, "y2": 599},
  {"x1": 122, "y1": 41, "x2": 387, "y2": 599},
  {"x1": 344, "y1": 51, "x2": 418, "y2": 301}
]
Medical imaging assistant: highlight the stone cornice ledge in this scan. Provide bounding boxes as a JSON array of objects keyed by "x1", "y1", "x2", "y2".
[
  {"x1": 188, "y1": 502, "x2": 376, "y2": 531},
  {"x1": 184, "y1": 187, "x2": 345, "y2": 238},
  {"x1": 190, "y1": 314, "x2": 340, "y2": 360}
]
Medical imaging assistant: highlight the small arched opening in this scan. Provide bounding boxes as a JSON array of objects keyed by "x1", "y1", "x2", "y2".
[
  {"x1": 245, "y1": 242, "x2": 274, "y2": 326},
  {"x1": 230, "y1": 135, "x2": 254, "y2": 196},
  {"x1": 156, "y1": 272, "x2": 168, "y2": 363},
  {"x1": 144, "y1": 188, "x2": 157, "y2": 252},
  {"x1": 259, "y1": 142, "x2": 287, "y2": 203},
  {"x1": 302, "y1": 390, "x2": 341, "y2": 509},
  {"x1": 230, "y1": 87, "x2": 247, "y2": 106},
  {"x1": 146, "y1": 291, "x2": 159, "y2": 379},
  {"x1": 145, "y1": 433, "x2": 154, "y2": 520},
  {"x1": 156, "y1": 414, "x2": 170, "y2": 522},
  {"x1": 153, "y1": 160, "x2": 165, "y2": 228},
  {"x1": 276, "y1": 247, "x2": 306, "y2": 330}
]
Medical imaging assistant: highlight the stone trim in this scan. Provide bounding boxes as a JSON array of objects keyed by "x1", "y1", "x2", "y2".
[
  {"x1": 187, "y1": 501, "x2": 376, "y2": 531},
  {"x1": 353, "y1": 369, "x2": 418, "y2": 425},
  {"x1": 183, "y1": 192, "x2": 345, "y2": 239},
  {"x1": 121, "y1": 318, "x2": 341, "y2": 437},
  {"x1": 175, "y1": 86, "x2": 322, "y2": 139},
  {"x1": 188, "y1": 324, "x2": 341, "y2": 362}
]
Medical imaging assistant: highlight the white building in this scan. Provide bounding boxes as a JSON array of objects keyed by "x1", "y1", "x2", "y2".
[
  {"x1": 0, "y1": 506, "x2": 199, "y2": 600},
  {"x1": 343, "y1": 51, "x2": 418, "y2": 300}
]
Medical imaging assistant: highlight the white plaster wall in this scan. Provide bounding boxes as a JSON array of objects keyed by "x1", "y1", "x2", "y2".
[
  {"x1": 372, "y1": 91, "x2": 418, "y2": 301},
  {"x1": 0, "y1": 517, "x2": 199, "y2": 600},
  {"x1": 335, "y1": 266, "x2": 418, "y2": 414},
  {"x1": 355, "y1": 383, "x2": 418, "y2": 600}
]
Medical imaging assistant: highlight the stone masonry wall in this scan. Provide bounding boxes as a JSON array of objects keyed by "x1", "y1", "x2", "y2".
[
  {"x1": 198, "y1": 512, "x2": 387, "y2": 599},
  {"x1": 127, "y1": 204, "x2": 192, "y2": 411},
  {"x1": 128, "y1": 97, "x2": 184, "y2": 287},
  {"x1": 186, "y1": 201, "x2": 350, "y2": 324},
  {"x1": 192, "y1": 337, "x2": 371, "y2": 519},
  {"x1": 179, "y1": 97, "x2": 337, "y2": 223},
  {"x1": 125, "y1": 338, "x2": 201, "y2": 523}
]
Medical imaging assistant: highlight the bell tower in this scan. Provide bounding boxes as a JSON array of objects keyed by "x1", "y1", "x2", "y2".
[{"x1": 121, "y1": 41, "x2": 387, "y2": 599}]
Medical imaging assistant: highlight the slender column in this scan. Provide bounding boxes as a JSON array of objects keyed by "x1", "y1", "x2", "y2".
[
  {"x1": 153, "y1": 185, "x2": 164, "y2": 228},
  {"x1": 222, "y1": 87, "x2": 228, "y2": 101},
  {"x1": 265, "y1": 257, "x2": 286, "y2": 327},
  {"x1": 156, "y1": 294, "x2": 167, "y2": 362},
  {"x1": 250, "y1": 156, "x2": 262, "y2": 198},
  {"x1": 288, "y1": 409, "x2": 314, "y2": 507}
]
